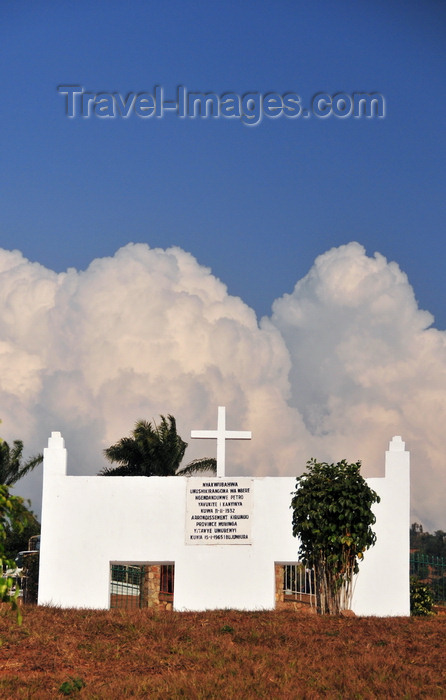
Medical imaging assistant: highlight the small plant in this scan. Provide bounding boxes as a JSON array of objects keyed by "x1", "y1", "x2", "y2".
[
  {"x1": 410, "y1": 576, "x2": 435, "y2": 616},
  {"x1": 220, "y1": 624, "x2": 234, "y2": 634},
  {"x1": 58, "y1": 677, "x2": 85, "y2": 696}
]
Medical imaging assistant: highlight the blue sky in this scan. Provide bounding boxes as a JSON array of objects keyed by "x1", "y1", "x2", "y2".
[
  {"x1": 1, "y1": 2, "x2": 446, "y2": 528},
  {"x1": 2, "y1": 0, "x2": 445, "y2": 325}
]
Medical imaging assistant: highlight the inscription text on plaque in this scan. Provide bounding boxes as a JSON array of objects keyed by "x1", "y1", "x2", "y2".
[{"x1": 186, "y1": 477, "x2": 253, "y2": 545}]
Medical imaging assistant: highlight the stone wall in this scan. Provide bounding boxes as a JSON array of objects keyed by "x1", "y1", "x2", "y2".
[
  {"x1": 275, "y1": 564, "x2": 284, "y2": 606},
  {"x1": 142, "y1": 565, "x2": 173, "y2": 611}
]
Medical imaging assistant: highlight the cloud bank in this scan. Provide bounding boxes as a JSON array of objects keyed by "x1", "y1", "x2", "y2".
[{"x1": 0, "y1": 242, "x2": 444, "y2": 529}]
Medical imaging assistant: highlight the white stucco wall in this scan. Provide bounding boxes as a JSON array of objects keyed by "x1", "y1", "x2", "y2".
[
  {"x1": 38, "y1": 433, "x2": 410, "y2": 615},
  {"x1": 349, "y1": 436, "x2": 411, "y2": 615}
]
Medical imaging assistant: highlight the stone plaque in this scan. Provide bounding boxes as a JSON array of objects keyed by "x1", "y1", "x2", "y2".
[{"x1": 185, "y1": 477, "x2": 253, "y2": 545}]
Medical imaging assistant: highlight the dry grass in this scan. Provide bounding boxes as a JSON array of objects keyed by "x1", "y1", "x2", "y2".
[{"x1": 0, "y1": 606, "x2": 445, "y2": 698}]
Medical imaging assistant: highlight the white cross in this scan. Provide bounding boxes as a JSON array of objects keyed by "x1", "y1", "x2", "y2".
[{"x1": 191, "y1": 406, "x2": 252, "y2": 477}]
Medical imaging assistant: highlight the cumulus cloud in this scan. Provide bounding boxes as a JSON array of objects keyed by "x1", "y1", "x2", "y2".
[
  {"x1": 271, "y1": 242, "x2": 446, "y2": 529},
  {"x1": 0, "y1": 241, "x2": 444, "y2": 530}
]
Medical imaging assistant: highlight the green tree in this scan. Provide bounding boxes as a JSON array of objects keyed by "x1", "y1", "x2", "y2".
[
  {"x1": 0, "y1": 439, "x2": 43, "y2": 486},
  {"x1": 4, "y1": 500, "x2": 40, "y2": 559},
  {"x1": 99, "y1": 415, "x2": 216, "y2": 477},
  {"x1": 410, "y1": 522, "x2": 446, "y2": 559},
  {"x1": 0, "y1": 484, "x2": 30, "y2": 622},
  {"x1": 291, "y1": 459, "x2": 380, "y2": 615}
]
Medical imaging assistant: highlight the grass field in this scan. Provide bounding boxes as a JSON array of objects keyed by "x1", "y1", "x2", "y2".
[{"x1": 1, "y1": 606, "x2": 445, "y2": 698}]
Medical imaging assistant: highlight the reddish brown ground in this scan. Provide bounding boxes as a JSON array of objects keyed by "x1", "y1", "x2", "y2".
[{"x1": 1, "y1": 605, "x2": 445, "y2": 698}]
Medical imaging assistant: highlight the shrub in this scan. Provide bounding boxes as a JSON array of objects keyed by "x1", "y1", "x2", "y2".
[
  {"x1": 410, "y1": 576, "x2": 435, "y2": 616},
  {"x1": 291, "y1": 459, "x2": 380, "y2": 615}
]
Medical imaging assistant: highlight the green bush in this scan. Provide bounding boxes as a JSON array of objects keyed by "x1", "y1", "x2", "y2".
[
  {"x1": 291, "y1": 459, "x2": 380, "y2": 615},
  {"x1": 410, "y1": 576, "x2": 435, "y2": 616}
]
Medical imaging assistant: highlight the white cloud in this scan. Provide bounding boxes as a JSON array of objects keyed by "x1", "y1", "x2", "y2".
[
  {"x1": 271, "y1": 242, "x2": 446, "y2": 529},
  {"x1": 1, "y1": 241, "x2": 444, "y2": 530}
]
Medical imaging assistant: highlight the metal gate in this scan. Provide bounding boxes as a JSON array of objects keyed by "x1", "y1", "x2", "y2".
[
  {"x1": 283, "y1": 563, "x2": 315, "y2": 603},
  {"x1": 110, "y1": 564, "x2": 144, "y2": 609},
  {"x1": 410, "y1": 553, "x2": 446, "y2": 605}
]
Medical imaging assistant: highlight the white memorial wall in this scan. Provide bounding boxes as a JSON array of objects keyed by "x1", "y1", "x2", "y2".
[{"x1": 38, "y1": 412, "x2": 410, "y2": 615}]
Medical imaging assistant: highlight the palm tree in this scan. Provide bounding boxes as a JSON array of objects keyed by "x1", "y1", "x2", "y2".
[
  {"x1": 0, "y1": 440, "x2": 43, "y2": 486},
  {"x1": 99, "y1": 415, "x2": 216, "y2": 477}
]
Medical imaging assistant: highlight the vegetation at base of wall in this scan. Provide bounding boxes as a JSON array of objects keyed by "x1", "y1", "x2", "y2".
[
  {"x1": 0, "y1": 485, "x2": 30, "y2": 623},
  {"x1": 0, "y1": 425, "x2": 41, "y2": 621},
  {"x1": 410, "y1": 576, "x2": 435, "y2": 616},
  {"x1": 0, "y1": 607, "x2": 445, "y2": 698},
  {"x1": 410, "y1": 524, "x2": 446, "y2": 606},
  {"x1": 291, "y1": 459, "x2": 380, "y2": 615}
]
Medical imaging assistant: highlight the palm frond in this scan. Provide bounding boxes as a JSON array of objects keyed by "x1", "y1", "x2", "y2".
[
  {"x1": 10, "y1": 453, "x2": 43, "y2": 484},
  {"x1": 98, "y1": 464, "x2": 138, "y2": 476},
  {"x1": 0, "y1": 440, "x2": 42, "y2": 486},
  {"x1": 177, "y1": 458, "x2": 217, "y2": 476}
]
